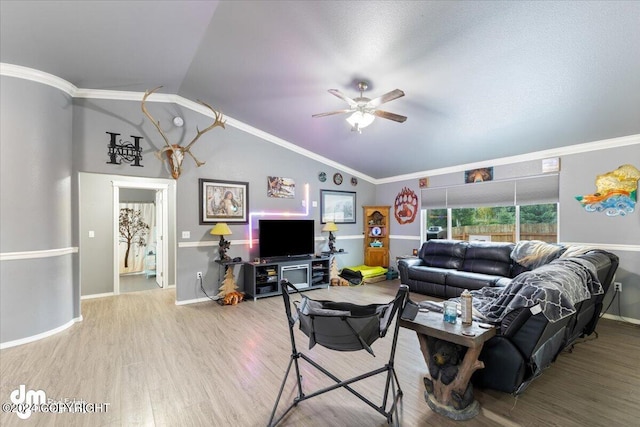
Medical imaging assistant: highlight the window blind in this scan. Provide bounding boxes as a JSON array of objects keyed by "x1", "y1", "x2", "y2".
[
  {"x1": 421, "y1": 187, "x2": 447, "y2": 209},
  {"x1": 421, "y1": 173, "x2": 559, "y2": 208},
  {"x1": 446, "y1": 180, "x2": 515, "y2": 208},
  {"x1": 515, "y1": 174, "x2": 559, "y2": 205}
]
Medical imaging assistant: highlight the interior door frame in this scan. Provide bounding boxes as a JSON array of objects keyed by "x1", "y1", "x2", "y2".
[{"x1": 113, "y1": 180, "x2": 169, "y2": 294}]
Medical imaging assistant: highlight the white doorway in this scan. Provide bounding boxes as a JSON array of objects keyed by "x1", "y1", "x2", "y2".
[{"x1": 113, "y1": 181, "x2": 169, "y2": 295}]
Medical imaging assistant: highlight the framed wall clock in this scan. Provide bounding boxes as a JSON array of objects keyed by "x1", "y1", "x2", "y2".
[{"x1": 333, "y1": 173, "x2": 343, "y2": 185}]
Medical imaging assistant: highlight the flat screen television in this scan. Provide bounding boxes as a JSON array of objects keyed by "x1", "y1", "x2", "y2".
[{"x1": 259, "y1": 219, "x2": 315, "y2": 259}]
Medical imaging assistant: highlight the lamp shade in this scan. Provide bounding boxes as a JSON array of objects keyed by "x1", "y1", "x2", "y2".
[
  {"x1": 346, "y1": 111, "x2": 375, "y2": 129},
  {"x1": 322, "y1": 222, "x2": 338, "y2": 232},
  {"x1": 210, "y1": 222, "x2": 232, "y2": 236}
]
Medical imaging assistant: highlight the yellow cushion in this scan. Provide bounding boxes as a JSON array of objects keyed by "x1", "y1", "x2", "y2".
[{"x1": 345, "y1": 264, "x2": 388, "y2": 278}]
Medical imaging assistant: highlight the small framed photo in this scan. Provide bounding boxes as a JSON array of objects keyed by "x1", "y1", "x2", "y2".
[
  {"x1": 465, "y1": 167, "x2": 493, "y2": 183},
  {"x1": 320, "y1": 190, "x2": 356, "y2": 224},
  {"x1": 267, "y1": 176, "x2": 295, "y2": 198},
  {"x1": 199, "y1": 179, "x2": 249, "y2": 224}
]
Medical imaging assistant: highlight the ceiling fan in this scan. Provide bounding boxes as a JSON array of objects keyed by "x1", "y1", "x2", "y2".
[{"x1": 312, "y1": 82, "x2": 407, "y2": 133}]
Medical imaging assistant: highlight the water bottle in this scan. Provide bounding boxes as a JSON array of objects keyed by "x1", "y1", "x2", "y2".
[{"x1": 461, "y1": 289, "x2": 473, "y2": 325}]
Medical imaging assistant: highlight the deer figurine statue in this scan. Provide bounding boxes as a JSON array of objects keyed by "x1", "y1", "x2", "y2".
[{"x1": 141, "y1": 86, "x2": 226, "y2": 179}]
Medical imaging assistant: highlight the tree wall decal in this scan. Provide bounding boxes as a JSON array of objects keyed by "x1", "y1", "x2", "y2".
[{"x1": 119, "y1": 208, "x2": 150, "y2": 269}]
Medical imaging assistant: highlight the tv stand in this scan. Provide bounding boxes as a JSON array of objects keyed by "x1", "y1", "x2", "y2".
[
  {"x1": 259, "y1": 255, "x2": 313, "y2": 263},
  {"x1": 244, "y1": 256, "x2": 331, "y2": 301}
]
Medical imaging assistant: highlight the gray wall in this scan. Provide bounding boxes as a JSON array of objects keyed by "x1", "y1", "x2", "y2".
[
  {"x1": 2, "y1": 71, "x2": 637, "y2": 346},
  {"x1": 71, "y1": 98, "x2": 375, "y2": 302},
  {"x1": 559, "y1": 144, "x2": 640, "y2": 319},
  {"x1": 78, "y1": 172, "x2": 177, "y2": 296},
  {"x1": 120, "y1": 188, "x2": 156, "y2": 203},
  {"x1": 0, "y1": 76, "x2": 77, "y2": 343},
  {"x1": 377, "y1": 148, "x2": 640, "y2": 320}
]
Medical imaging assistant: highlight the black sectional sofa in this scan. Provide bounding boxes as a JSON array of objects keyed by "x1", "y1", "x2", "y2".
[
  {"x1": 398, "y1": 239, "x2": 619, "y2": 394},
  {"x1": 398, "y1": 239, "x2": 516, "y2": 298}
]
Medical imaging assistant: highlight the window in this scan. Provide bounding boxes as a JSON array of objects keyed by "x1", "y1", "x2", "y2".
[
  {"x1": 421, "y1": 173, "x2": 559, "y2": 244},
  {"x1": 520, "y1": 203, "x2": 557, "y2": 243},
  {"x1": 425, "y1": 204, "x2": 557, "y2": 243},
  {"x1": 426, "y1": 208, "x2": 447, "y2": 229},
  {"x1": 451, "y1": 206, "x2": 515, "y2": 242}
]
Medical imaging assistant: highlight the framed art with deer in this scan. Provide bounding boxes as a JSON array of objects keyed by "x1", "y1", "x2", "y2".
[{"x1": 199, "y1": 179, "x2": 249, "y2": 224}]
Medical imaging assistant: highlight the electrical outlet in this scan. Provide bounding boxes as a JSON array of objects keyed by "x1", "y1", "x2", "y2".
[
  {"x1": 614, "y1": 282, "x2": 622, "y2": 292},
  {"x1": 197, "y1": 272, "x2": 203, "y2": 279}
]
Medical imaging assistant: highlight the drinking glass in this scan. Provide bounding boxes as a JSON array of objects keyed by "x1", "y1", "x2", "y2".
[{"x1": 443, "y1": 301, "x2": 457, "y2": 324}]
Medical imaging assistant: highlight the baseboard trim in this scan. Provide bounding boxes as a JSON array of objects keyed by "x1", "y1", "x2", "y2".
[
  {"x1": 81, "y1": 292, "x2": 114, "y2": 300},
  {"x1": 175, "y1": 296, "x2": 219, "y2": 305},
  {"x1": 601, "y1": 313, "x2": 640, "y2": 325},
  {"x1": 0, "y1": 315, "x2": 83, "y2": 350}
]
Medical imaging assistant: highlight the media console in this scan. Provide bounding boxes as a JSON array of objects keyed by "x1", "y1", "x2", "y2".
[{"x1": 244, "y1": 256, "x2": 331, "y2": 301}]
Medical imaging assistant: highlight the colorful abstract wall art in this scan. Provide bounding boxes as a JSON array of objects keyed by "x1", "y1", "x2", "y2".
[{"x1": 575, "y1": 164, "x2": 640, "y2": 216}]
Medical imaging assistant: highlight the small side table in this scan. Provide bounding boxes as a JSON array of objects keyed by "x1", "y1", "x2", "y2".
[{"x1": 400, "y1": 311, "x2": 495, "y2": 420}]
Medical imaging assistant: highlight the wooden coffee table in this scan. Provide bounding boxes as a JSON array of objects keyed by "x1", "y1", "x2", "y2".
[{"x1": 400, "y1": 310, "x2": 495, "y2": 420}]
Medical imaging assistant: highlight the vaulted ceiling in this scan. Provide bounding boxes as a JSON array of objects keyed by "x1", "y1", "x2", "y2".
[{"x1": 2, "y1": 1, "x2": 639, "y2": 179}]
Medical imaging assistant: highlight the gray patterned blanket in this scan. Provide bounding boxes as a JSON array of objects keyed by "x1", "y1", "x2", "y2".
[{"x1": 470, "y1": 257, "x2": 603, "y2": 323}]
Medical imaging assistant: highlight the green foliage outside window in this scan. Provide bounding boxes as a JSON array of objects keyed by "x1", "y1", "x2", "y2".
[
  {"x1": 520, "y1": 204, "x2": 557, "y2": 224},
  {"x1": 425, "y1": 204, "x2": 557, "y2": 243}
]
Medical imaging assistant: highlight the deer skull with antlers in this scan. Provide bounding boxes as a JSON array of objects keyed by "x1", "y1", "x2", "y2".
[{"x1": 141, "y1": 86, "x2": 225, "y2": 179}]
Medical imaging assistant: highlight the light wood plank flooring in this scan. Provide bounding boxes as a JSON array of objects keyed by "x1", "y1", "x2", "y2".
[
  {"x1": 119, "y1": 273, "x2": 160, "y2": 294},
  {"x1": 1, "y1": 281, "x2": 638, "y2": 426}
]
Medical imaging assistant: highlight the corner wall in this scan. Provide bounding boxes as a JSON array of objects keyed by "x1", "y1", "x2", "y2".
[
  {"x1": 377, "y1": 141, "x2": 640, "y2": 322},
  {"x1": 559, "y1": 144, "x2": 640, "y2": 321},
  {"x1": 0, "y1": 76, "x2": 78, "y2": 345}
]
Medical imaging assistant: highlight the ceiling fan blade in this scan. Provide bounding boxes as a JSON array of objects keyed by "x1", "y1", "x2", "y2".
[
  {"x1": 374, "y1": 110, "x2": 407, "y2": 123},
  {"x1": 328, "y1": 89, "x2": 358, "y2": 107},
  {"x1": 368, "y1": 89, "x2": 405, "y2": 107},
  {"x1": 312, "y1": 109, "x2": 353, "y2": 118}
]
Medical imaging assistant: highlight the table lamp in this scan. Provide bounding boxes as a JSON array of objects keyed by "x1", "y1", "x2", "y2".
[
  {"x1": 210, "y1": 222, "x2": 232, "y2": 261},
  {"x1": 322, "y1": 221, "x2": 338, "y2": 253}
]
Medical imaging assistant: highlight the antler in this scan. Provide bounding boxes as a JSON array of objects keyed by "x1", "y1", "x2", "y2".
[
  {"x1": 141, "y1": 86, "x2": 225, "y2": 178},
  {"x1": 182, "y1": 100, "x2": 226, "y2": 167},
  {"x1": 141, "y1": 86, "x2": 172, "y2": 150}
]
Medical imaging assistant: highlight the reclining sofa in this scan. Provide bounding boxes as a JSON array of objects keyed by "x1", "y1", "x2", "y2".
[
  {"x1": 398, "y1": 240, "x2": 516, "y2": 298},
  {"x1": 398, "y1": 239, "x2": 619, "y2": 394}
]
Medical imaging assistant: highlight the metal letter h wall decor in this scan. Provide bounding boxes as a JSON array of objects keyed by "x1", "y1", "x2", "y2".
[{"x1": 106, "y1": 131, "x2": 143, "y2": 167}]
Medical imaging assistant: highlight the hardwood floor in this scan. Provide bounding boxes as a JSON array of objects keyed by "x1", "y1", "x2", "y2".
[
  {"x1": 119, "y1": 273, "x2": 160, "y2": 294},
  {"x1": 1, "y1": 281, "x2": 638, "y2": 426}
]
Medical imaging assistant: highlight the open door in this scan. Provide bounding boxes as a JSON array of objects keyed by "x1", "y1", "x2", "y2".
[
  {"x1": 155, "y1": 189, "x2": 165, "y2": 288},
  {"x1": 112, "y1": 180, "x2": 170, "y2": 294}
]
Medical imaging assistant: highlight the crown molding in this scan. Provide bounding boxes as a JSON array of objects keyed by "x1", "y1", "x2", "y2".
[
  {"x1": 0, "y1": 63, "x2": 77, "y2": 95},
  {"x1": 3, "y1": 62, "x2": 637, "y2": 186},
  {"x1": 377, "y1": 134, "x2": 640, "y2": 184}
]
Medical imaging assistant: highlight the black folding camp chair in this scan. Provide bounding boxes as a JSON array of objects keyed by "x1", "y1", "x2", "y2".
[{"x1": 268, "y1": 280, "x2": 410, "y2": 426}]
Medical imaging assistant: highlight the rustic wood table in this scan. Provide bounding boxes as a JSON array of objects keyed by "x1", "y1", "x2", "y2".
[{"x1": 400, "y1": 310, "x2": 496, "y2": 420}]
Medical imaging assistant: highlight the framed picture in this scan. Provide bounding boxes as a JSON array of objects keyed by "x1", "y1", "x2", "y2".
[
  {"x1": 465, "y1": 167, "x2": 493, "y2": 183},
  {"x1": 267, "y1": 176, "x2": 295, "y2": 198},
  {"x1": 320, "y1": 190, "x2": 356, "y2": 224},
  {"x1": 199, "y1": 179, "x2": 249, "y2": 224}
]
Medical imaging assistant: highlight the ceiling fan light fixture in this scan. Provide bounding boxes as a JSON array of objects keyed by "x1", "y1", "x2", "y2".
[{"x1": 346, "y1": 111, "x2": 375, "y2": 132}]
